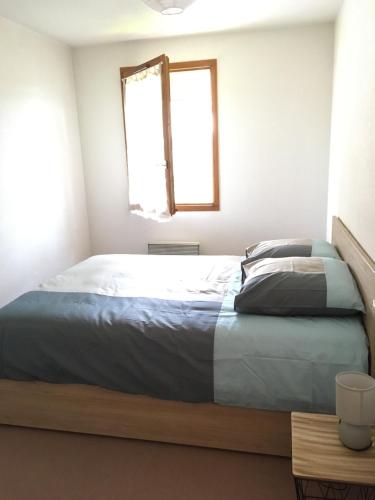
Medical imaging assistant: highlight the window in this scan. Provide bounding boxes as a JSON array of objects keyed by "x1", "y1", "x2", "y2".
[{"x1": 120, "y1": 55, "x2": 219, "y2": 221}]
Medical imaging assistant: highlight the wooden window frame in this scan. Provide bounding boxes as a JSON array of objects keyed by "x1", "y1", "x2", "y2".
[
  {"x1": 120, "y1": 57, "x2": 219, "y2": 214},
  {"x1": 169, "y1": 59, "x2": 220, "y2": 212},
  {"x1": 120, "y1": 54, "x2": 176, "y2": 216}
]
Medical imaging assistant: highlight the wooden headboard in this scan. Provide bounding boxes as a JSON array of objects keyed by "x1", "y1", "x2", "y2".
[{"x1": 332, "y1": 217, "x2": 375, "y2": 377}]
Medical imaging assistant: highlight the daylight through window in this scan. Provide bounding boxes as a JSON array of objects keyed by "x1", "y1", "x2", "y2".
[{"x1": 120, "y1": 56, "x2": 219, "y2": 221}]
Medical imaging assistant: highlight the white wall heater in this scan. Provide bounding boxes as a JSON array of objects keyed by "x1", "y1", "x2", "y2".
[{"x1": 148, "y1": 242, "x2": 200, "y2": 256}]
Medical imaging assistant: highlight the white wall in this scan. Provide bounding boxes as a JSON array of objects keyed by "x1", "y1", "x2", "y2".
[
  {"x1": 0, "y1": 16, "x2": 91, "y2": 307},
  {"x1": 74, "y1": 23, "x2": 334, "y2": 256},
  {"x1": 328, "y1": 0, "x2": 375, "y2": 260}
]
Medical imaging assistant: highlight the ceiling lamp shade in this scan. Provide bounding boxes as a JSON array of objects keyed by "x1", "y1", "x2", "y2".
[{"x1": 142, "y1": 0, "x2": 196, "y2": 15}]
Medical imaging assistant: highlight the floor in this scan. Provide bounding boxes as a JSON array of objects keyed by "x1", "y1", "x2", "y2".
[{"x1": 0, "y1": 425, "x2": 295, "y2": 500}]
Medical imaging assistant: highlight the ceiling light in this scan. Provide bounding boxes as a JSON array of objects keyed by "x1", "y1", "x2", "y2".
[{"x1": 142, "y1": 0, "x2": 196, "y2": 15}]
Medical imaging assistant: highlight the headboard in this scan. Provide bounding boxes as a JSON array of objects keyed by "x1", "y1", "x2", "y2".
[{"x1": 332, "y1": 216, "x2": 375, "y2": 377}]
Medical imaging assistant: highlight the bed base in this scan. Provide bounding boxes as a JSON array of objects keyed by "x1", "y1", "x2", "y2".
[{"x1": 0, "y1": 380, "x2": 291, "y2": 456}]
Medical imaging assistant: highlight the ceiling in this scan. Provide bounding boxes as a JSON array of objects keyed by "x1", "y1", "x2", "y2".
[{"x1": 0, "y1": 0, "x2": 343, "y2": 46}]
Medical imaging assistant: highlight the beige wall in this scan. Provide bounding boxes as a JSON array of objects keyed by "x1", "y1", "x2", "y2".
[
  {"x1": 73, "y1": 23, "x2": 334, "y2": 255},
  {"x1": 328, "y1": 0, "x2": 375, "y2": 259},
  {"x1": 0, "y1": 16, "x2": 91, "y2": 307}
]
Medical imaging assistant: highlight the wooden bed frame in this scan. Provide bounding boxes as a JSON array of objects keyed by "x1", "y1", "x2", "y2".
[{"x1": 0, "y1": 217, "x2": 373, "y2": 457}]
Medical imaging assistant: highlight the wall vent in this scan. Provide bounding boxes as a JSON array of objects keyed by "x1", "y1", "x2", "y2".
[{"x1": 148, "y1": 242, "x2": 200, "y2": 256}]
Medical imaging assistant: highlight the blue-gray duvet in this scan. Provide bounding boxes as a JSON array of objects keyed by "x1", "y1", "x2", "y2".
[{"x1": 0, "y1": 254, "x2": 369, "y2": 413}]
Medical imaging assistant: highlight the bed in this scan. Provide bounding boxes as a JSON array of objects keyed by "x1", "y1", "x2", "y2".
[{"x1": 0, "y1": 217, "x2": 373, "y2": 457}]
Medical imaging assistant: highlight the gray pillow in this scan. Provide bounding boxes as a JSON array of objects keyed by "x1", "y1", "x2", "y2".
[
  {"x1": 235, "y1": 256, "x2": 364, "y2": 316},
  {"x1": 245, "y1": 238, "x2": 340, "y2": 261}
]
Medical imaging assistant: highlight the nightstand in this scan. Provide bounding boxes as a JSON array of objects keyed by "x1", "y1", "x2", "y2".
[{"x1": 291, "y1": 412, "x2": 375, "y2": 499}]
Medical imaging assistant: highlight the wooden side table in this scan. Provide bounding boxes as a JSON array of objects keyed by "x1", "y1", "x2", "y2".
[{"x1": 291, "y1": 412, "x2": 375, "y2": 500}]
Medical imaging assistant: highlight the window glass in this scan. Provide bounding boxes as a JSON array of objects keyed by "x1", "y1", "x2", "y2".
[{"x1": 170, "y1": 68, "x2": 214, "y2": 205}]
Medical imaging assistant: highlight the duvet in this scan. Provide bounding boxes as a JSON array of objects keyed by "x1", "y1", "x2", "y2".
[{"x1": 0, "y1": 254, "x2": 368, "y2": 412}]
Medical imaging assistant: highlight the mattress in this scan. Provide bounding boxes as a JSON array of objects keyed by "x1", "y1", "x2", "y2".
[{"x1": 0, "y1": 254, "x2": 369, "y2": 413}]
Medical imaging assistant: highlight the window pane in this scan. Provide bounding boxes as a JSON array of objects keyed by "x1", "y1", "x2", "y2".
[
  {"x1": 124, "y1": 63, "x2": 171, "y2": 220},
  {"x1": 170, "y1": 69, "x2": 214, "y2": 205}
]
